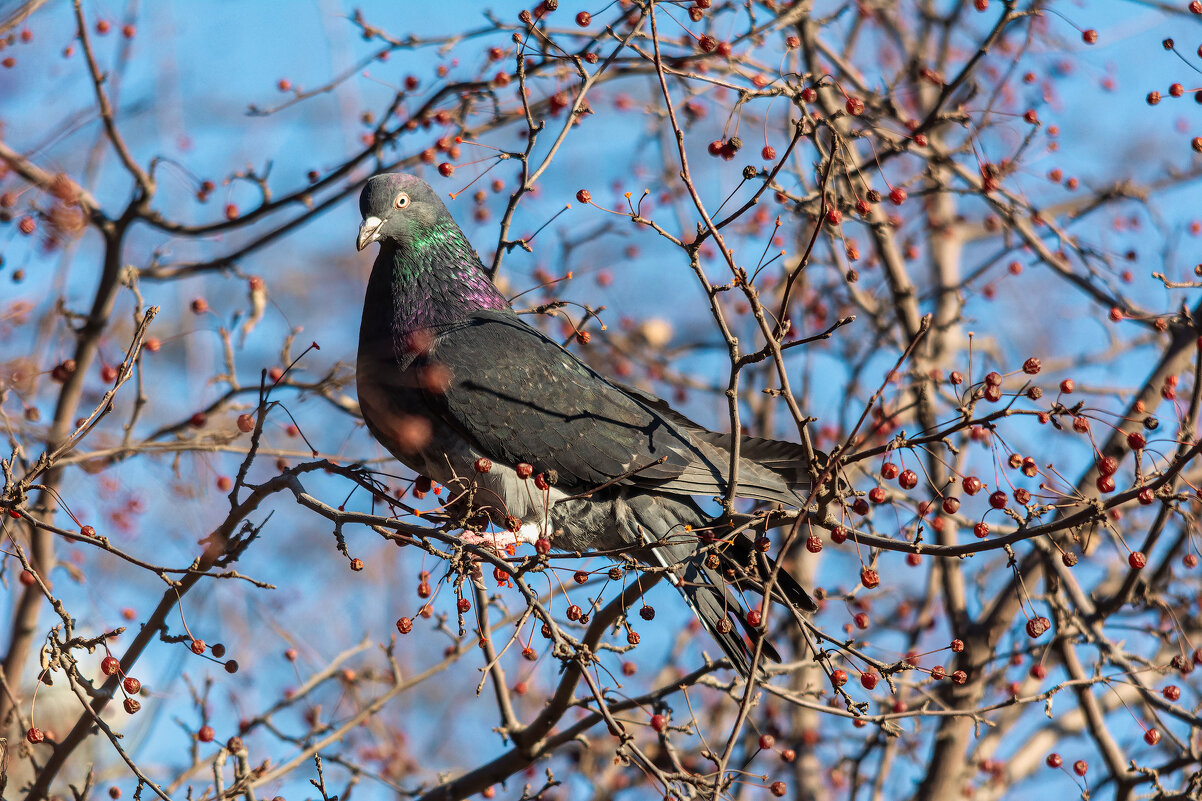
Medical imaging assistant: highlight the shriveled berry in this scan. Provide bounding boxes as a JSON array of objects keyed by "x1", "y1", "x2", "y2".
[
  {"x1": 1025, "y1": 616, "x2": 1050, "y2": 638},
  {"x1": 860, "y1": 568, "x2": 879, "y2": 589},
  {"x1": 989, "y1": 490, "x2": 1007, "y2": 509},
  {"x1": 396, "y1": 617, "x2": 413, "y2": 634},
  {"x1": 831, "y1": 668, "x2": 848, "y2": 686},
  {"x1": 1128, "y1": 551, "x2": 1147, "y2": 569}
]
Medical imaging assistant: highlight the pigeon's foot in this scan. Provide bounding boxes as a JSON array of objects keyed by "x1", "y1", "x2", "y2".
[
  {"x1": 459, "y1": 530, "x2": 522, "y2": 554},
  {"x1": 459, "y1": 522, "x2": 546, "y2": 554}
]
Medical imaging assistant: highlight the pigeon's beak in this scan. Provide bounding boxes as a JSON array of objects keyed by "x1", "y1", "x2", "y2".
[{"x1": 357, "y1": 216, "x2": 384, "y2": 251}]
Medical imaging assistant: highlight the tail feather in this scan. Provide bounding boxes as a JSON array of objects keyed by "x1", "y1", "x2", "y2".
[{"x1": 624, "y1": 493, "x2": 813, "y2": 678}]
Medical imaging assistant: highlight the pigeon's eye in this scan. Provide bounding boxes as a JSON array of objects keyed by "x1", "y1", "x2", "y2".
[{"x1": 393, "y1": 192, "x2": 410, "y2": 209}]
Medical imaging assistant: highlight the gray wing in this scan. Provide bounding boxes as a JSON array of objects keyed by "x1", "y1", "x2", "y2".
[{"x1": 417, "y1": 310, "x2": 803, "y2": 503}]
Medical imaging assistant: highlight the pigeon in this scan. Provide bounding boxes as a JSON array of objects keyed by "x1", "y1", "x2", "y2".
[{"x1": 355, "y1": 173, "x2": 818, "y2": 676}]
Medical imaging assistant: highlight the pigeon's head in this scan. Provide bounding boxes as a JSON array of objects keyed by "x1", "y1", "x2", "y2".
[{"x1": 356, "y1": 173, "x2": 449, "y2": 251}]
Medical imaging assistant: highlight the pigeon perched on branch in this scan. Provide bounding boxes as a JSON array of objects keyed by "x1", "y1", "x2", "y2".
[{"x1": 355, "y1": 173, "x2": 817, "y2": 676}]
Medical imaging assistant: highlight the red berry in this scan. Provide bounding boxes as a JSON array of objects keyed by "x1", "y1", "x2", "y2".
[
  {"x1": 474, "y1": 457, "x2": 492, "y2": 473},
  {"x1": 952, "y1": 670, "x2": 967, "y2": 684},
  {"x1": 124, "y1": 698, "x2": 141, "y2": 714},
  {"x1": 1128, "y1": 432, "x2": 1146, "y2": 450},
  {"x1": 888, "y1": 187, "x2": 907, "y2": 205},
  {"x1": 1059, "y1": 379, "x2": 1074, "y2": 394},
  {"x1": 535, "y1": 538, "x2": 551, "y2": 554},
  {"x1": 868, "y1": 487, "x2": 886, "y2": 504},
  {"x1": 224, "y1": 204, "x2": 238, "y2": 220},
  {"x1": 575, "y1": 189, "x2": 591, "y2": 204},
  {"x1": 852, "y1": 498, "x2": 870, "y2": 515},
  {"x1": 973, "y1": 522, "x2": 989, "y2": 538},
  {"x1": 898, "y1": 469, "x2": 918, "y2": 490},
  {"x1": 96, "y1": 19, "x2": 111, "y2": 34},
  {"x1": 17, "y1": 215, "x2": 36, "y2": 234},
  {"x1": 845, "y1": 96, "x2": 865, "y2": 115},
  {"x1": 1022, "y1": 357, "x2": 1041, "y2": 374},
  {"x1": 747, "y1": 609, "x2": 762, "y2": 626},
  {"x1": 951, "y1": 639, "x2": 965, "y2": 652},
  {"x1": 831, "y1": 668, "x2": 848, "y2": 686},
  {"x1": 575, "y1": 11, "x2": 591, "y2": 26},
  {"x1": 566, "y1": 604, "x2": 582, "y2": 621},
  {"x1": 1137, "y1": 487, "x2": 1155, "y2": 505},
  {"x1": 1082, "y1": 29, "x2": 1097, "y2": 44},
  {"x1": 438, "y1": 163, "x2": 454, "y2": 177},
  {"x1": 1046, "y1": 753, "x2": 1062, "y2": 769},
  {"x1": 942, "y1": 497, "x2": 960, "y2": 514},
  {"x1": 860, "y1": 568, "x2": 879, "y2": 589},
  {"x1": 881, "y1": 463, "x2": 899, "y2": 480},
  {"x1": 1073, "y1": 759, "x2": 1088, "y2": 776},
  {"x1": 831, "y1": 526, "x2": 847, "y2": 544},
  {"x1": 650, "y1": 713, "x2": 666, "y2": 732},
  {"x1": 123, "y1": 676, "x2": 141, "y2": 694},
  {"x1": 102, "y1": 656, "x2": 120, "y2": 675},
  {"x1": 761, "y1": 145, "x2": 776, "y2": 160},
  {"x1": 860, "y1": 670, "x2": 879, "y2": 689},
  {"x1": 122, "y1": 24, "x2": 135, "y2": 38},
  {"x1": 989, "y1": 490, "x2": 1007, "y2": 509},
  {"x1": 770, "y1": 781, "x2": 787, "y2": 797},
  {"x1": 1025, "y1": 616, "x2": 1050, "y2": 638},
  {"x1": 198, "y1": 725, "x2": 215, "y2": 742},
  {"x1": 962, "y1": 476, "x2": 982, "y2": 495},
  {"x1": 27, "y1": 727, "x2": 44, "y2": 744},
  {"x1": 1144, "y1": 728, "x2": 1161, "y2": 745},
  {"x1": 759, "y1": 733, "x2": 775, "y2": 750},
  {"x1": 1128, "y1": 551, "x2": 1147, "y2": 569},
  {"x1": 516, "y1": 463, "x2": 534, "y2": 479},
  {"x1": 1185, "y1": 553, "x2": 1198, "y2": 568},
  {"x1": 396, "y1": 617, "x2": 413, "y2": 634},
  {"x1": 1096, "y1": 475, "x2": 1115, "y2": 493},
  {"x1": 805, "y1": 534, "x2": 822, "y2": 553},
  {"x1": 1163, "y1": 684, "x2": 1181, "y2": 701},
  {"x1": 457, "y1": 597, "x2": 471, "y2": 613}
]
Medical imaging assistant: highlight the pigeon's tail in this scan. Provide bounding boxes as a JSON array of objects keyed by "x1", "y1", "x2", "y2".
[
  {"x1": 672, "y1": 555, "x2": 770, "y2": 678},
  {"x1": 622, "y1": 493, "x2": 816, "y2": 678}
]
